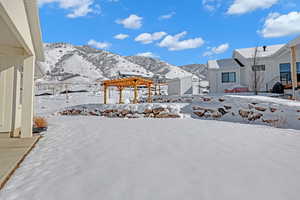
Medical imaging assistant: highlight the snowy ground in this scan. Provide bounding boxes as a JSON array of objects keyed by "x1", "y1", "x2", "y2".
[
  {"x1": 1, "y1": 117, "x2": 300, "y2": 200},
  {"x1": 1, "y1": 92, "x2": 300, "y2": 199}
]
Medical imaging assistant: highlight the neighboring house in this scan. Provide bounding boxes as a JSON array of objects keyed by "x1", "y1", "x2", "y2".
[
  {"x1": 208, "y1": 36, "x2": 300, "y2": 96},
  {"x1": 168, "y1": 76, "x2": 201, "y2": 96},
  {"x1": 0, "y1": 0, "x2": 44, "y2": 138}
]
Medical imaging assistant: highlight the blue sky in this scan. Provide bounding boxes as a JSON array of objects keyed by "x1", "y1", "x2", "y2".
[{"x1": 39, "y1": 0, "x2": 300, "y2": 66}]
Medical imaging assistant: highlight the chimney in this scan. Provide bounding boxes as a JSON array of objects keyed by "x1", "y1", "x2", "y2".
[{"x1": 263, "y1": 45, "x2": 267, "y2": 52}]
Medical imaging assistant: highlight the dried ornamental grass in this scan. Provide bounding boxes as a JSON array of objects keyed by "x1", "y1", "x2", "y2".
[{"x1": 34, "y1": 117, "x2": 48, "y2": 128}]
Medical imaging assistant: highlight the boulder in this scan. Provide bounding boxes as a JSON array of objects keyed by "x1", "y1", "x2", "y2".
[
  {"x1": 203, "y1": 97, "x2": 212, "y2": 102},
  {"x1": 248, "y1": 113, "x2": 263, "y2": 121},
  {"x1": 156, "y1": 113, "x2": 181, "y2": 118},
  {"x1": 120, "y1": 110, "x2": 130, "y2": 116},
  {"x1": 144, "y1": 109, "x2": 153, "y2": 114},
  {"x1": 212, "y1": 112, "x2": 222, "y2": 119},
  {"x1": 255, "y1": 106, "x2": 267, "y2": 112},
  {"x1": 224, "y1": 105, "x2": 232, "y2": 110},
  {"x1": 239, "y1": 110, "x2": 250, "y2": 118},
  {"x1": 153, "y1": 107, "x2": 166, "y2": 114},
  {"x1": 218, "y1": 98, "x2": 225, "y2": 102},
  {"x1": 218, "y1": 108, "x2": 228, "y2": 115},
  {"x1": 194, "y1": 111, "x2": 205, "y2": 117},
  {"x1": 262, "y1": 119, "x2": 279, "y2": 124},
  {"x1": 192, "y1": 106, "x2": 206, "y2": 111}
]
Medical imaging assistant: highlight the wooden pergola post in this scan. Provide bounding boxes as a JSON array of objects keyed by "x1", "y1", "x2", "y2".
[
  {"x1": 147, "y1": 84, "x2": 152, "y2": 103},
  {"x1": 104, "y1": 84, "x2": 108, "y2": 104},
  {"x1": 291, "y1": 46, "x2": 298, "y2": 100},
  {"x1": 158, "y1": 84, "x2": 161, "y2": 95},
  {"x1": 133, "y1": 84, "x2": 138, "y2": 104},
  {"x1": 118, "y1": 87, "x2": 124, "y2": 104}
]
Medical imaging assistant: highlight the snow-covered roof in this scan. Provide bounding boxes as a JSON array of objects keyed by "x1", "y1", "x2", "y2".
[
  {"x1": 208, "y1": 59, "x2": 240, "y2": 69},
  {"x1": 235, "y1": 44, "x2": 285, "y2": 59}
]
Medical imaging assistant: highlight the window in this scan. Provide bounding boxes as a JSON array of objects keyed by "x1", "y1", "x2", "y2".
[
  {"x1": 279, "y1": 63, "x2": 300, "y2": 85},
  {"x1": 252, "y1": 65, "x2": 265, "y2": 71},
  {"x1": 222, "y1": 72, "x2": 236, "y2": 83}
]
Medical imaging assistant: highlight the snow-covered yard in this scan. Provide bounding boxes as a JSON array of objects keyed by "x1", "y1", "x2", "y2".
[{"x1": 1, "y1": 117, "x2": 300, "y2": 200}]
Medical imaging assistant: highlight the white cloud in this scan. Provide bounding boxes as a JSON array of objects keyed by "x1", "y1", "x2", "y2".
[
  {"x1": 116, "y1": 14, "x2": 143, "y2": 29},
  {"x1": 227, "y1": 0, "x2": 278, "y2": 15},
  {"x1": 259, "y1": 12, "x2": 300, "y2": 38},
  {"x1": 39, "y1": 0, "x2": 101, "y2": 18},
  {"x1": 203, "y1": 43, "x2": 230, "y2": 57},
  {"x1": 135, "y1": 32, "x2": 167, "y2": 44},
  {"x1": 87, "y1": 39, "x2": 111, "y2": 49},
  {"x1": 158, "y1": 32, "x2": 205, "y2": 51},
  {"x1": 159, "y1": 12, "x2": 176, "y2": 20},
  {"x1": 202, "y1": 0, "x2": 221, "y2": 12},
  {"x1": 136, "y1": 52, "x2": 159, "y2": 58},
  {"x1": 114, "y1": 34, "x2": 129, "y2": 40}
]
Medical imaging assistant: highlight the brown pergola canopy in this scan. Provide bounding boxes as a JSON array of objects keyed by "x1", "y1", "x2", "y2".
[
  {"x1": 102, "y1": 77, "x2": 153, "y2": 87},
  {"x1": 102, "y1": 77, "x2": 154, "y2": 104}
]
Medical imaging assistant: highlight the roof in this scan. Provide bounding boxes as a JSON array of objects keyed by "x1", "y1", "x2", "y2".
[
  {"x1": 235, "y1": 44, "x2": 285, "y2": 59},
  {"x1": 23, "y1": 0, "x2": 44, "y2": 61},
  {"x1": 208, "y1": 59, "x2": 240, "y2": 70}
]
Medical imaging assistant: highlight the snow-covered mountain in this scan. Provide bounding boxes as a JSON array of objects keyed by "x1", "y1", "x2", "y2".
[
  {"x1": 179, "y1": 64, "x2": 208, "y2": 81},
  {"x1": 39, "y1": 43, "x2": 206, "y2": 83}
]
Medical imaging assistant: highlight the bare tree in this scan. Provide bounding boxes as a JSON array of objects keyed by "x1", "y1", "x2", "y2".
[{"x1": 250, "y1": 47, "x2": 265, "y2": 95}]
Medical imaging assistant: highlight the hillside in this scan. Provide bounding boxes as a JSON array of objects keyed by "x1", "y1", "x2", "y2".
[
  {"x1": 180, "y1": 64, "x2": 208, "y2": 80},
  {"x1": 39, "y1": 43, "x2": 206, "y2": 84}
]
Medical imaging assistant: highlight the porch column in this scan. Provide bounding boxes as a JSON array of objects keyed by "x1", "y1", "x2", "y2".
[
  {"x1": 10, "y1": 66, "x2": 21, "y2": 137},
  {"x1": 21, "y1": 56, "x2": 35, "y2": 138},
  {"x1": 290, "y1": 46, "x2": 298, "y2": 100}
]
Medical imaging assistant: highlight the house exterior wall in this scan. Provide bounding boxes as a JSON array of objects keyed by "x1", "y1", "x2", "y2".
[
  {"x1": 0, "y1": 0, "x2": 44, "y2": 137},
  {"x1": 209, "y1": 67, "x2": 240, "y2": 93},
  {"x1": 168, "y1": 76, "x2": 196, "y2": 96},
  {"x1": 209, "y1": 43, "x2": 300, "y2": 93}
]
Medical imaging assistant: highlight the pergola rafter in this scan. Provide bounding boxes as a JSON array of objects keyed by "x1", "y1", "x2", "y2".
[{"x1": 102, "y1": 77, "x2": 154, "y2": 104}]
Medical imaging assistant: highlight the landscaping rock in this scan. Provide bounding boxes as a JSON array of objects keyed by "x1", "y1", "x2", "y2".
[
  {"x1": 203, "y1": 97, "x2": 212, "y2": 102},
  {"x1": 194, "y1": 111, "x2": 205, "y2": 117},
  {"x1": 218, "y1": 108, "x2": 228, "y2": 115},
  {"x1": 219, "y1": 98, "x2": 225, "y2": 102},
  {"x1": 224, "y1": 105, "x2": 232, "y2": 110},
  {"x1": 239, "y1": 110, "x2": 250, "y2": 118},
  {"x1": 212, "y1": 112, "x2": 222, "y2": 119},
  {"x1": 255, "y1": 106, "x2": 267, "y2": 112},
  {"x1": 153, "y1": 107, "x2": 166, "y2": 114},
  {"x1": 248, "y1": 113, "x2": 263, "y2": 121},
  {"x1": 156, "y1": 113, "x2": 181, "y2": 118}
]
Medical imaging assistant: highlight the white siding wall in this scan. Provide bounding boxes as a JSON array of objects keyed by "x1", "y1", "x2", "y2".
[
  {"x1": 180, "y1": 76, "x2": 193, "y2": 95},
  {"x1": 0, "y1": 68, "x2": 14, "y2": 133},
  {"x1": 243, "y1": 45, "x2": 300, "y2": 91},
  {"x1": 168, "y1": 79, "x2": 181, "y2": 96},
  {"x1": 168, "y1": 76, "x2": 194, "y2": 96},
  {"x1": 209, "y1": 67, "x2": 240, "y2": 93}
]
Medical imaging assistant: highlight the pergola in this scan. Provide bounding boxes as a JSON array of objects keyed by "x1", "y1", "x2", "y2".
[{"x1": 102, "y1": 77, "x2": 154, "y2": 104}]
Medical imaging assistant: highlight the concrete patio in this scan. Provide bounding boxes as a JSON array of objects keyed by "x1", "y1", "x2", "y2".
[{"x1": 0, "y1": 134, "x2": 40, "y2": 190}]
